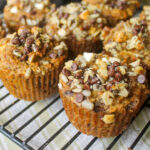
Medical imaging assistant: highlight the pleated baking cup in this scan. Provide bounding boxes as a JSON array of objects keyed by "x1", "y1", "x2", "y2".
[
  {"x1": 66, "y1": 37, "x2": 102, "y2": 59},
  {"x1": 0, "y1": 67, "x2": 63, "y2": 101},
  {"x1": 59, "y1": 88, "x2": 147, "y2": 138}
]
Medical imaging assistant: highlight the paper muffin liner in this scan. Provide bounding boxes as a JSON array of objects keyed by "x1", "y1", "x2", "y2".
[
  {"x1": 66, "y1": 37, "x2": 102, "y2": 59},
  {"x1": 0, "y1": 66, "x2": 64, "y2": 101},
  {"x1": 59, "y1": 89, "x2": 147, "y2": 138}
]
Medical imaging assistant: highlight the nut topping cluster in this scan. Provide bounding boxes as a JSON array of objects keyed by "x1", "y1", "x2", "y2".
[
  {"x1": 11, "y1": 27, "x2": 67, "y2": 61},
  {"x1": 7, "y1": 0, "x2": 56, "y2": 27},
  {"x1": 105, "y1": 0, "x2": 129, "y2": 10},
  {"x1": 46, "y1": 2, "x2": 107, "y2": 41},
  {"x1": 104, "y1": 17, "x2": 150, "y2": 61},
  {"x1": 59, "y1": 53, "x2": 146, "y2": 112},
  {"x1": 6, "y1": 27, "x2": 68, "y2": 77}
]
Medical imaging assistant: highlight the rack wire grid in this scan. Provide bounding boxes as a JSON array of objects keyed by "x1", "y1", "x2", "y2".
[
  {"x1": 0, "y1": 81, "x2": 150, "y2": 150},
  {"x1": 0, "y1": 0, "x2": 150, "y2": 149}
]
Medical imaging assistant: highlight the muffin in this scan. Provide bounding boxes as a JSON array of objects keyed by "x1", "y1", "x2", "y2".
[
  {"x1": 45, "y1": 2, "x2": 107, "y2": 58},
  {"x1": 104, "y1": 17, "x2": 150, "y2": 70},
  {"x1": 4, "y1": 0, "x2": 56, "y2": 31},
  {"x1": 0, "y1": 26, "x2": 68, "y2": 101},
  {"x1": 83, "y1": 0, "x2": 140, "y2": 26},
  {"x1": 59, "y1": 53, "x2": 149, "y2": 137}
]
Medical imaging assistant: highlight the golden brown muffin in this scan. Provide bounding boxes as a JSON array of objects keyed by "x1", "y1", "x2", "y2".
[
  {"x1": 104, "y1": 17, "x2": 150, "y2": 71},
  {"x1": 59, "y1": 53, "x2": 149, "y2": 138},
  {"x1": 0, "y1": 27, "x2": 68, "y2": 101},
  {"x1": 83, "y1": 0, "x2": 140, "y2": 26},
  {"x1": 45, "y1": 2, "x2": 107, "y2": 58},
  {"x1": 4, "y1": 0, "x2": 56, "y2": 31}
]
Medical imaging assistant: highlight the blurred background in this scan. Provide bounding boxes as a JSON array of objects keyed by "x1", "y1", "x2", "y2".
[
  {"x1": 0, "y1": 0, "x2": 81, "y2": 10},
  {"x1": 0, "y1": 0, "x2": 150, "y2": 11},
  {"x1": 0, "y1": 0, "x2": 150, "y2": 14}
]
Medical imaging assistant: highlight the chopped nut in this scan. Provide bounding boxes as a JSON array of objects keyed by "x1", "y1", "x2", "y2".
[
  {"x1": 130, "y1": 59, "x2": 140, "y2": 67},
  {"x1": 13, "y1": 50, "x2": 22, "y2": 57},
  {"x1": 76, "y1": 56, "x2": 87, "y2": 67},
  {"x1": 61, "y1": 74, "x2": 68, "y2": 83},
  {"x1": 102, "y1": 91, "x2": 114, "y2": 105},
  {"x1": 58, "y1": 83, "x2": 62, "y2": 89},
  {"x1": 118, "y1": 88, "x2": 129, "y2": 97},
  {"x1": 84, "y1": 70, "x2": 94, "y2": 83},
  {"x1": 71, "y1": 79, "x2": 80, "y2": 88},
  {"x1": 102, "y1": 114, "x2": 115, "y2": 124},
  {"x1": 114, "y1": 32, "x2": 127, "y2": 43},
  {"x1": 134, "y1": 66, "x2": 144, "y2": 74},
  {"x1": 119, "y1": 66, "x2": 126, "y2": 75},
  {"x1": 79, "y1": 10, "x2": 89, "y2": 20},
  {"x1": 96, "y1": 60, "x2": 108, "y2": 80},
  {"x1": 81, "y1": 100, "x2": 94, "y2": 110},
  {"x1": 83, "y1": 52, "x2": 94, "y2": 62},
  {"x1": 28, "y1": 54, "x2": 35, "y2": 63},
  {"x1": 72, "y1": 88, "x2": 82, "y2": 93},
  {"x1": 10, "y1": 6, "x2": 18, "y2": 14},
  {"x1": 82, "y1": 90, "x2": 91, "y2": 97},
  {"x1": 68, "y1": 76, "x2": 74, "y2": 80},
  {"x1": 58, "y1": 29, "x2": 66, "y2": 38},
  {"x1": 40, "y1": 60, "x2": 49, "y2": 65},
  {"x1": 109, "y1": 57, "x2": 120, "y2": 63},
  {"x1": 65, "y1": 60, "x2": 73, "y2": 69},
  {"x1": 25, "y1": 68, "x2": 32, "y2": 79},
  {"x1": 34, "y1": 3, "x2": 44, "y2": 10},
  {"x1": 93, "y1": 84, "x2": 104, "y2": 91}
]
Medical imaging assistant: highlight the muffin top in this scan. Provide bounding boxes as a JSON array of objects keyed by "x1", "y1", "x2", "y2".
[
  {"x1": 7, "y1": 0, "x2": 50, "y2": 9},
  {"x1": 83, "y1": 0, "x2": 139, "y2": 9},
  {"x1": 98, "y1": 0, "x2": 139, "y2": 10},
  {"x1": 0, "y1": 27, "x2": 68, "y2": 78},
  {"x1": 4, "y1": 0, "x2": 55, "y2": 28},
  {"x1": 59, "y1": 53, "x2": 148, "y2": 124},
  {"x1": 45, "y1": 2, "x2": 107, "y2": 41},
  {"x1": 104, "y1": 16, "x2": 150, "y2": 68}
]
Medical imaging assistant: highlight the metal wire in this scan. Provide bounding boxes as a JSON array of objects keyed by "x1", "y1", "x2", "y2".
[{"x1": 0, "y1": 86, "x2": 149, "y2": 150}]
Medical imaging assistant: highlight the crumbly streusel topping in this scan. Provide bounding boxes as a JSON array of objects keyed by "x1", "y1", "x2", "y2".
[
  {"x1": 46, "y1": 2, "x2": 107, "y2": 41},
  {"x1": 9, "y1": 0, "x2": 50, "y2": 11},
  {"x1": 7, "y1": 1, "x2": 56, "y2": 27},
  {"x1": 100, "y1": 0, "x2": 130, "y2": 9},
  {"x1": 1, "y1": 27, "x2": 67, "y2": 77},
  {"x1": 59, "y1": 53, "x2": 146, "y2": 112},
  {"x1": 104, "y1": 17, "x2": 150, "y2": 56}
]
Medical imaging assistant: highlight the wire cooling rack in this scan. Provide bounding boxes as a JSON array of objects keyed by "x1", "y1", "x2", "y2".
[{"x1": 0, "y1": 78, "x2": 150, "y2": 150}]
